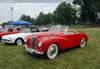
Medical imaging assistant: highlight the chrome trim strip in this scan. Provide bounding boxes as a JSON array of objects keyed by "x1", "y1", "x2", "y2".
[{"x1": 25, "y1": 45, "x2": 44, "y2": 54}]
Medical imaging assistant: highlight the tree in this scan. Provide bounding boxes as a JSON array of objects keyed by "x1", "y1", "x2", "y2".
[
  {"x1": 35, "y1": 12, "x2": 45, "y2": 25},
  {"x1": 91, "y1": 0, "x2": 100, "y2": 12},
  {"x1": 35, "y1": 12, "x2": 53, "y2": 25},
  {"x1": 19, "y1": 14, "x2": 34, "y2": 24},
  {"x1": 2, "y1": 21, "x2": 12, "y2": 27},
  {"x1": 73, "y1": 0, "x2": 98, "y2": 26},
  {"x1": 53, "y1": 2, "x2": 76, "y2": 25}
]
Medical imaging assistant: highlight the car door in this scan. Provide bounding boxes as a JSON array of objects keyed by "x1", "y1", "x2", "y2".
[{"x1": 62, "y1": 33, "x2": 81, "y2": 49}]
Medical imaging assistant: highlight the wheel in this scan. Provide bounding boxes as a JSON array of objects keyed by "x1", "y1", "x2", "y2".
[
  {"x1": 80, "y1": 38, "x2": 86, "y2": 48},
  {"x1": 46, "y1": 44, "x2": 58, "y2": 59},
  {"x1": 15, "y1": 38, "x2": 23, "y2": 46}
]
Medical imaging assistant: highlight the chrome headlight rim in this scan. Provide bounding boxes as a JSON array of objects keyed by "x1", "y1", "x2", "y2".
[
  {"x1": 8, "y1": 37, "x2": 13, "y2": 40},
  {"x1": 7, "y1": 37, "x2": 14, "y2": 41},
  {"x1": 38, "y1": 41, "x2": 42, "y2": 47}
]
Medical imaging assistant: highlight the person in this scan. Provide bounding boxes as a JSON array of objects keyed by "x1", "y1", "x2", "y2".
[
  {"x1": 8, "y1": 28, "x2": 13, "y2": 32},
  {"x1": 16, "y1": 28, "x2": 20, "y2": 31}
]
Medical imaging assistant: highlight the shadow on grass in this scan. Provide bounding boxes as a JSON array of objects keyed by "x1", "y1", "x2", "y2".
[
  {"x1": 3, "y1": 43, "x2": 17, "y2": 46},
  {"x1": 26, "y1": 52, "x2": 47, "y2": 60},
  {"x1": 25, "y1": 46, "x2": 81, "y2": 60},
  {"x1": 59, "y1": 46, "x2": 80, "y2": 54},
  {"x1": 2, "y1": 43, "x2": 25, "y2": 47},
  {"x1": 0, "y1": 42, "x2": 16, "y2": 46}
]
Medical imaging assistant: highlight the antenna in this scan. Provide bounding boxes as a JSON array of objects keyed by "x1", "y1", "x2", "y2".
[{"x1": 11, "y1": 7, "x2": 14, "y2": 21}]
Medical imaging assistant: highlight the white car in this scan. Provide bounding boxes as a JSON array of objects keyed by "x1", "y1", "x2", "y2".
[{"x1": 1, "y1": 27, "x2": 40, "y2": 45}]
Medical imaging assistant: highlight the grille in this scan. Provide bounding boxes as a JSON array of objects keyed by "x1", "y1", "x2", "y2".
[
  {"x1": 31, "y1": 36, "x2": 36, "y2": 49},
  {"x1": 0, "y1": 37, "x2": 2, "y2": 41}
]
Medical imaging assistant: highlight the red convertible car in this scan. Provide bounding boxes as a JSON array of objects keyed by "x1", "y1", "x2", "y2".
[{"x1": 25, "y1": 25, "x2": 88, "y2": 59}]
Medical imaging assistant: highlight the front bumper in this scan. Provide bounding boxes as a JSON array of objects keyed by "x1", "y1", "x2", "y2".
[
  {"x1": 1, "y1": 39, "x2": 14, "y2": 43},
  {"x1": 25, "y1": 45, "x2": 44, "y2": 54}
]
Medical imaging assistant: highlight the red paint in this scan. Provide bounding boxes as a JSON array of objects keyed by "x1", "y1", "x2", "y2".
[
  {"x1": 26, "y1": 35, "x2": 32, "y2": 48},
  {"x1": 26, "y1": 31, "x2": 88, "y2": 54},
  {"x1": 0, "y1": 31, "x2": 18, "y2": 39}
]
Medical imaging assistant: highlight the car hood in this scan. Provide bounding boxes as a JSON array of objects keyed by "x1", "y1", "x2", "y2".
[{"x1": 32, "y1": 31, "x2": 63, "y2": 38}]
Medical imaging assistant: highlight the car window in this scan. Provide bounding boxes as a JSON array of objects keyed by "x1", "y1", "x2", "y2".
[
  {"x1": 31, "y1": 28, "x2": 38, "y2": 32},
  {"x1": 20, "y1": 28, "x2": 31, "y2": 33},
  {"x1": 49, "y1": 25, "x2": 67, "y2": 32}
]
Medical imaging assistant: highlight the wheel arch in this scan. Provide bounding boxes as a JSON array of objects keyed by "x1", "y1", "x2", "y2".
[
  {"x1": 81, "y1": 33, "x2": 88, "y2": 42},
  {"x1": 15, "y1": 37, "x2": 25, "y2": 44},
  {"x1": 44, "y1": 42, "x2": 60, "y2": 59},
  {"x1": 44, "y1": 41, "x2": 61, "y2": 54}
]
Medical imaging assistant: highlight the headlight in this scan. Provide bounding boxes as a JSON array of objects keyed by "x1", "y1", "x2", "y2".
[
  {"x1": 38, "y1": 41, "x2": 42, "y2": 47},
  {"x1": 8, "y1": 37, "x2": 14, "y2": 42},
  {"x1": 8, "y1": 37, "x2": 11, "y2": 39},
  {"x1": 8, "y1": 37, "x2": 12, "y2": 41}
]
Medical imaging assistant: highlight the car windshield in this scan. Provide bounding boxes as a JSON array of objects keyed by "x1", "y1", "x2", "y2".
[
  {"x1": 49, "y1": 25, "x2": 68, "y2": 33},
  {"x1": 20, "y1": 28, "x2": 31, "y2": 33},
  {"x1": 20, "y1": 27, "x2": 39, "y2": 33}
]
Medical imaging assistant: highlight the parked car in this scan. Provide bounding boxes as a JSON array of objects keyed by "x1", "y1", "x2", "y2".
[
  {"x1": 1, "y1": 27, "x2": 40, "y2": 45},
  {"x1": 25, "y1": 25, "x2": 88, "y2": 59},
  {"x1": 39, "y1": 27, "x2": 49, "y2": 32},
  {"x1": 0, "y1": 27, "x2": 19, "y2": 41}
]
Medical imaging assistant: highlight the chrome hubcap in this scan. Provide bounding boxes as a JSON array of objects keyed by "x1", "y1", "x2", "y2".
[
  {"x1": 49, "y1": 46, "x2": 56, "y2": 56},
  {"x1": 47, "y1": 44, "x2": 58, "y2": 59},
  {"x1": 17, "y1": 39, "x2": 22, "y2": 45}
]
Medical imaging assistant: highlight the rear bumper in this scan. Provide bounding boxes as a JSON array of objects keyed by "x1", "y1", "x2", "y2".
[{"x1": 25, "y1": 45, "x2": 44, "y2": 54}]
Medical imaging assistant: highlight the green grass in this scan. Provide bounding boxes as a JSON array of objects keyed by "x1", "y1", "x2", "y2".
[{"x1": 0, "y1": 28, "x2": 100, "y2": 69}]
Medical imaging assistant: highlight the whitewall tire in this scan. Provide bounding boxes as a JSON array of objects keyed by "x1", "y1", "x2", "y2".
[
  {"x1": 80, "y1": 38, "x2": 86, "y2": 48},
  {"x1": 15, "y1": 39, "x2": 23, "y2": 46},
  {"x1": 46, "y1": 44, "x2": 58, "y2": 59}
]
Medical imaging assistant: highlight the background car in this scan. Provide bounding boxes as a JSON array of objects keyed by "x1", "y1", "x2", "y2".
[
  {"x1": 0, "y1": 27, "x2": 19, "y2": 41},
  {"x1": 25, "y1": 25, "x2": 88, "y2": 59},
  {"x1": 38, "y1": 27, "x2": 49, "y2": 32},
  {"x1": 1, "y1": 27, "x2": 40, "y2": 45}
]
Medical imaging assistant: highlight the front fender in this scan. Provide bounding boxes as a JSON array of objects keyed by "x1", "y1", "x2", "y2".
[
  {"x1": 15, "y1": 37, "x2": 25, "y2": 43},
  {"x1": 35, "y1": 36, "x2": 51, "y2": 53},
  {"x1": 35, "y1": 36, "x2": 62, "y2": 53}
]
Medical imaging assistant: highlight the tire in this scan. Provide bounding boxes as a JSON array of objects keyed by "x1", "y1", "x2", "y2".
[
  {"x1": 15, "y1": 38, "x2": 24, "y2": 46},
  {"x1": 80, "y1": 38, "x2": 86, "y2": 48},
  {"x1": 46, "y1": 44, "x2": 58, "y2": 59}
]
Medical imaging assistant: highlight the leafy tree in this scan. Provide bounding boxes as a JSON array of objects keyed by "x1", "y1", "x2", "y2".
[
  {"x1": 53, "y1": 2, "x2": 76, "y2": 25},
  {"x1": 35, "y1": 12, "x2": 53, "y2": 25},
  {"x1": 19, "y1": 14, "x2": 34, "y2": 24},
  {"x1": 2, "y1": 21, "x2": 12, "y2": 27},
  {"x1": 43, "y1": 13, "x2": 53, "y2": 25},
  {"x1": 91, "y1": 0, "x2": 100, "y2": 12},
  {"x1": 73, "y1": 0, "x2": 97, "y2": 26},
  {"x1": 35, "y1": 12, "x2": 44, "y2": 25}
]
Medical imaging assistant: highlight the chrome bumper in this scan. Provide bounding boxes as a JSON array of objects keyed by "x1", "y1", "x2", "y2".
[
  {"x1": 1, "y1": 39, "x2": 13, "y2": 43},
  {"x1": 25, "y1": 45, "x2": 44, "y2": 54}
]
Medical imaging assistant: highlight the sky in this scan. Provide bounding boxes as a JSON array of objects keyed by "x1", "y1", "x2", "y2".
[{"x1": 0, "y1": 0, "x2": 73, "y2": 23}]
